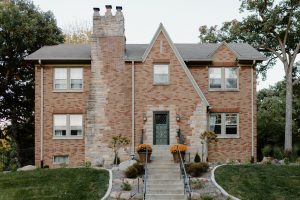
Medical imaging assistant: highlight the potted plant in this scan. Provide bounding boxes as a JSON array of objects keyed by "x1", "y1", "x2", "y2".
[
  {"x1": 136, "y1": 144, "x2": 152, "y2": 163},
  {"x1": 170, "y1": 144, "x2": 187, "y2": 163}
]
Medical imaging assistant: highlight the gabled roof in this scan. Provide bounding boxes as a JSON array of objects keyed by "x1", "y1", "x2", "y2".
[
  {"x1": 25, "y1": 42, "x2": 266, "y2": 62},
  {"x1": 142, "y1": 23, "x2": 210, "y2": 106}
]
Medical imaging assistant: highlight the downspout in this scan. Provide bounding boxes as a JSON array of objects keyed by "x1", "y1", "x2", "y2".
[
  {"x1": 131, "y1": 61, "x2": 135, "y2": 157},
  {"x1": 251, "y1": 60, "x2": 256, "y2": 161},
  {"x1": 39, "y1": 59, "x2": 44, "y2": 167}
]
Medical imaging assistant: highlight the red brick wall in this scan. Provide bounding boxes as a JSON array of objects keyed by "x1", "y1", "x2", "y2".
[
  {"x1": 134, "y1": 32, "x2": 202, "y2": 147},
  {"x1": 35, "y1": 64, "x2": 90, "y2": 167},
  {"x1": 189, "y1": 44, "x2": 257, "y2": 162}
]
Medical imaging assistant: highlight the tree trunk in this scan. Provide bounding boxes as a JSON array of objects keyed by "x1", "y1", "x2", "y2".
[{"x1": 284, "y1": 67, "x2": 293, "y2": 152}]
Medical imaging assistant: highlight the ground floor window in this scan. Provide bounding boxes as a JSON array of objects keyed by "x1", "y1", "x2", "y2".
[
  {"x1": 209, "y1": 113, "x2": 239, "y2": 138},
  {"x1": 53, "y1": 114, "x2": 83, "y2": 138}
]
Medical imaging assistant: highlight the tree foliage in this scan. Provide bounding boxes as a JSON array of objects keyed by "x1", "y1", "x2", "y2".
[
  {"x1": 199, "y1": 0, "x2": 300, "y2": 151},
  {"x1": 0, "y1": 0, "x2": 64, "y2": 165},
  {"x1": 63, "y1": 21, "x2": 92, "y2": 44}
]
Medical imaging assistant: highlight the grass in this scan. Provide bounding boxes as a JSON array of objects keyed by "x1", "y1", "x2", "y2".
[
  {"x1": 0, "y1": 168, "x2": 109, "y2": 200},
  {"x1": 215, "y1": 164, "x2": 300, "y2": 200}
]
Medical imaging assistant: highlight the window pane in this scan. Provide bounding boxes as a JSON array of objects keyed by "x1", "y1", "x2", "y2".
[
  {"x1": 225, "y1": 68, "x2": 238, "y2": 88},
  {"x1": 54, "y1": 115, "x2": 67, "y2": 136},
  {"x1": 70, "y1": 68, "x2": 83, "y2": 89},
  {"x1": 209, "y1": 68, "x2": 221, "y2": 88},
  {"x1": 70, "y1": 115, "x2": 82, "y2": 136},
  {"x1": 209, "y1": 114, "x2": 222, "y2": 134},
  {"x1": 54, "y1": 68, "x2": 67, "y2": 89},
  {"x1": 226, "y1": 114, "x2": 237, "y2": 135},
  {"x1": 54, "y1": 156, "x2": 69, "y2": 164},
  {"x1": 154, "y1": 65, "x2": 169, "y2": 84}
]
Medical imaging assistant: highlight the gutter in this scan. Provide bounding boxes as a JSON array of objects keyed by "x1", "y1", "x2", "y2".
[
  {"x1": 251, "y1": 60, "x2": 256, "y2": 160},
  {"x1": 131, "y1": 61, "x2": 135, "y2": 156},
  {"x1": 38, "y1": 59, "x2": 44, "y2": 168}
]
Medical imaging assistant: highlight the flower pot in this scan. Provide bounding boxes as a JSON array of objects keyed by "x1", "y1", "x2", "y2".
[
  {"x1": 138, "y1": 152, "x2": 151, "y2": 163},
  {"x1": 172, "y1": 152, "x2": 185, "y2": 163}
]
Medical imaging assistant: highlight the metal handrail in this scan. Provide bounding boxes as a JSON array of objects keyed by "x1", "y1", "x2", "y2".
[
  {"x1": 143, "y1": 146, "x2": 148, "y2": 200},
  {"x1": 140, "y1": 129, "x2": 144, "y2": 144},
  {"x1": 177, "y1": 146, "x2": 191, "y2": 200}
]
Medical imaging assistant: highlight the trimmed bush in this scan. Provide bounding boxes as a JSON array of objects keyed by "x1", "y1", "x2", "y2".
[
  {"x1": 186, "y1": 162, "x2": 209, "y2": 177},
  {"x1": 121, "y1": 182, "x2": 132, "y2": 191},
  {"x1": 124, "y1": 165, "x2": 139, "y2": 178},
  {"x1": 132, "y1": 163, "x2": 144, "y2": 176},
  {"x1": 194, "y1": 153, "x2": 201, "y2": 163},
  {"x1": 273, "y1": 146, "x2": 283, "y2": 160},
  {"x1": 262, "y1": 145, "x2": 272, "y2": 157}
]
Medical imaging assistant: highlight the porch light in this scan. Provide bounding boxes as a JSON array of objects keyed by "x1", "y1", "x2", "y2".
[
  {"x1": 176, "y1": 114, "x2": 180, "y2": 122},
  {"x1": 143, "y1": 114, "x2": 147, "y2": 122}
]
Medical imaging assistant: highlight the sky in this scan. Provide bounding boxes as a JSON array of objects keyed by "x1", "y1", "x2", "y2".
[{"x1": 31, "y1": 0, "x2": 286, "y2": 90}]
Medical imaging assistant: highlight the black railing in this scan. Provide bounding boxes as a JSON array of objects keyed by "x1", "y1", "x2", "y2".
[
  {"x1": 140, "y1": 129, "x2": 144, "y2": 144},
  {"x1": 177, "y1": 146, "x2": 191, "y2": 200},
  {"x1": 177, "y1": 129, "x2": 185, "y2": 144},
  {"x1": 143, "y1": 146, "x2": 148, "y2": 200}
]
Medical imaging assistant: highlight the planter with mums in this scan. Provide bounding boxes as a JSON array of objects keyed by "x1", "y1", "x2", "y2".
[
  {"x1": 136, "y1": 144, "x2": 152, "y2": 163},
  {"x1": 170, "y1": 144, "x2": 187, "y2": 163}
]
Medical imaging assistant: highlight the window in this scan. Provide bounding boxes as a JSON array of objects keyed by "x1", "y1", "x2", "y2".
[
  {"x1": 53, "y1": 114, "x2": 83, "y2": 138},
  {"x1": 54, "y1": 68, "x2": 83, "y2": 90},
  {"x1": 209, "y1": 67, "x2": 238, "y2": 90},
  {"x1": 53, "y1": 155, "x2": 69, "y2": 164},
  {"x1": 154, "y1": 64, "x2": 169, "y2": 84},
  {"x1": 209, "y1": 113, "x2": 238, "y2": 138}
]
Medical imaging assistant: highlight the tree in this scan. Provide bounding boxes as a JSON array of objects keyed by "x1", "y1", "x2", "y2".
[
  {"x1": 0, "y1": 0, "x2": 64, "y2": 165},
  {"x1": 63, "y1": 21, "x2": 92, "y2": 44},
  {"x1": 108, "y1": 134, "x2": 129, "y2": 165},
  {"x1": 199, "y1": 0, "x2": 300, "y2": 152}
]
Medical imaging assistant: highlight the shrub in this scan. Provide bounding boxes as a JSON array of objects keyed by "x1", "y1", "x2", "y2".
[
  {"x1": 124, "y1": 165, "x2": 139, "y2": 178},
  {"x1": 186, "y1": 162, "x2": 209, "y2": 177},
  {"x1": 170, "y1": 144, "x2": 187, "y2": 154},
  {"x1": 136, "y1": 144, "x2": 152, "y2": 153},
  {"x1": 132, "y1": 163, "x2": 144, "y2": 176},
  {"x1": 201, "y1": 195, "x2": 213, "y2": 200},
  {"x1": 273, "y1": 146, "x2": 283, "y2": 160},
  {"x1": 191, "y1": 179, "x2": 204, "y2": 189},
  {"x1": 43, "y1": 165, "x2": 49, "y2": 169},
  {"x1": 121, "y1": 182, "x2": 132, "y2": 191},
  {"x1": 262, "y1": 145, "x2": 272, "y2": 157},
  {"x1": 83, "y1": 161, "x2": 92, "y2": 168},
  {"x1": 194, "y1": 152, "x2": 201, "y2": 163}
]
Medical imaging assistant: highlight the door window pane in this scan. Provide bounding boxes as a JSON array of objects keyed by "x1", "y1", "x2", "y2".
[{"x1": 209, "y1": 68, "x2": 221, "y2": 88}]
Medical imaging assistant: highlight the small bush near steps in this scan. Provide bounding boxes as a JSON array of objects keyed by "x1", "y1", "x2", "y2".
[
  {"x1": 186, "y1": 162, "x2": 209, "y2": 177},
  {"x1": 124, "y1": 163, "x2": 144, "y2": 178},
  {"x1": 121, "y1": 182, "x2": 132, "y2": 191}
]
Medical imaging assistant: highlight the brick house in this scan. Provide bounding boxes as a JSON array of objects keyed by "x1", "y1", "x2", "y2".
[{"x1": 26, "y1": 6, "x2": 265, "y2": 167}]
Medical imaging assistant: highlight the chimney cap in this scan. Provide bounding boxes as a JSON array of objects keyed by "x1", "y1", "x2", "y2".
[
  {"x1": 116, "y1": 6, "x2": 122, "y2": 11},
  {"x1": 105, "y1": 5, "x2": 112, "y2": 9},
  {"x1": 93, "y1": 7, "x2": 100, "y2": 12}
]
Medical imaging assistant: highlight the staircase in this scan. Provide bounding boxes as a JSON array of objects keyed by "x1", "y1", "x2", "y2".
[{"x1": 145, "y1": 145, "x2": 186, "y2": 200}]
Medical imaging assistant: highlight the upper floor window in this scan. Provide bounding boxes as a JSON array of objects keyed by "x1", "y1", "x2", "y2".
[
  {"x1": 53, "y1": 114, "x2": 83, "y2": 139},
  {"x1": 54, "y1": 68, "x2": 83, "y2": 90},
  {"x1": 209, "y1": 113, "x2": 239, "y2": 138},
  {"x1": 154, "y1": 64, "x2": 169, "y2": 84},
  {"x1": 209, "y1": 67, "x2": 238, "y2": 90}
]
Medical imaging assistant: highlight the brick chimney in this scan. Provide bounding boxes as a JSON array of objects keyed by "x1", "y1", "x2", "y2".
[{"x1": 86, "y1": 6, "x2": 128, "y2": 166}]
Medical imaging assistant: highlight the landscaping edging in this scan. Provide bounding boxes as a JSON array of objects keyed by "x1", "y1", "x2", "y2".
[
  {"x1": 211, "y1": 165, "x2": 240, "y2": 200},
  {"x1": 101, "y1": 168, "x2": 113, "y2": 200}
]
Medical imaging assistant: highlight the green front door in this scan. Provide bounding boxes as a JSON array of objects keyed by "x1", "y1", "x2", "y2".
[{"x1": 153, "y1": 111, "x2": 169, "y2": 145}]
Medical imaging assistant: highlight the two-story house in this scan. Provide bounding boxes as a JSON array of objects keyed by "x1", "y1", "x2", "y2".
[{"x1": 26, "y1": 6, "x2": 265, "y2": 167}]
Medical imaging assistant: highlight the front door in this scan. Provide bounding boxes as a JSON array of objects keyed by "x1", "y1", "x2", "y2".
[{"x1": 153, "y1": 111, "x2": 169, "y2": 145}]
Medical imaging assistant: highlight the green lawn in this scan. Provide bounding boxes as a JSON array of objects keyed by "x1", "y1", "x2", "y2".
[
  {"x1": 215, "y1": 165, "x2": 300, "y2": 200},
  {"x1": 0, "y1": 168, "x2": 109, "y2": 200}
]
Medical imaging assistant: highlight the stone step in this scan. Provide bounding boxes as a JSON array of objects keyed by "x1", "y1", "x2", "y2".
[
  {"x1": 147, "y1": 168, "x2": 180, "y2": 174},
  {"x1": 147, "y1": 164, "x2": 180, "y2": 169},
  {"x1": 148, "y1": 174, "x2": 181, "y2": 180},
  {"x1": 147, "y1": 183, "x2": 184, "y2": 190},
  {"x1": 148, "y1": 170, "x2": 179, "y2": 176},
  {"x1": 147, "y1": 188, "x2": 184, "y2": 194},
  {"x1": 147, "y1": 179, "x2": 184, "y2": 185},
  {"x1": 145, "y1": 194, "x2": 186, "y2": 200}
]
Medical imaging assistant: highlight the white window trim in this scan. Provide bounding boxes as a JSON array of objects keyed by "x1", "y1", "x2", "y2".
[
  {"x1": 53, "y1": 155, "x2": 69, "y2": 165},
  {"x1": 209, "y1": 113, "x2": 239, "y2": 139},
  {"x1": 53, "y1": 114, "x2": 84, "y2": 139},
  {"x1": 153, "y1": 64, "x2": 170, "y2": 85},
  {"x1": 53, "y1": 67, "x2": 83, "y2": 92},
  {"x1": 208, "y1": 67, "x2": 239, "y2": 91}
]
